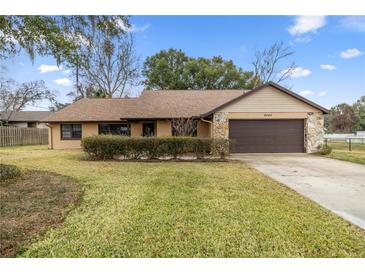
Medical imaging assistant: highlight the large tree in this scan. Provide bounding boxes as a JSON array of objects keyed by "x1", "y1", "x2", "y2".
[
  {"x1": 185, "y1": 56, "x2": 253, "y2": 89},
  {"x1": 353, "y1": 95, "x2": 365, "y2": 131},
  {"x1": 143, "y1": 49, "x2": 189, "y2": 90},
  {"x1": 74, "y1": 32, "x2": 139, "y2": 98},
  {"x1": 328, "y1": 103, "x2": 358, "y2": 133},
  {"x1": 0, "y1": 16, "x2": 129, "y2": 64},
  {"x1": 0, "y1": 71, "x2": 53, "y2": 124},
  {"x1": 0, "y1": 16, "x2": 75, "y2": 62},
  {"x1": 142, "y1": 48, "x2": 253, "y2": 90},
  {"x1": 0, "y1": 16, "x2": 134, "y2": 99},
  {"x1": 58, "y1": 16, "x2": 137, "y2": 98}
]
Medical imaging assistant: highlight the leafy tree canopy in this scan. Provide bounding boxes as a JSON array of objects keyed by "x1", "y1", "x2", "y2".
[
  {"x1": 353, "y1": 95, "x2": 365, "y2": 131},
  {"x1": 0, "y1": 16, "x2": 129, "y2": 65},
  {"x1": 326, "y1": 95, "x2": 365, "y2": 133},
  {"x1": 143, "y1": 48, "x2": 254, "y2": 90},
  {"x1": 328, "y1": 103, "x2": 358, "y2": 133}
]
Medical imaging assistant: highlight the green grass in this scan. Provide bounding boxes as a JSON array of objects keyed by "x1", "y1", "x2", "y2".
[
  {"x1": 0, "y1": 170, "x2": 81, "y2": 257},
  {"x1": 325, "y1": 141, "x2": 365, "y2": 165},
  {"x1": 1, "y1": 145, "x2": 364, "y2": 257}
]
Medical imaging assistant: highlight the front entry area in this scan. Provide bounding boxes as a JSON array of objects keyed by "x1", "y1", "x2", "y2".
[{"x1": 229, "y1": 119, "x2": 305, "y2": 153}]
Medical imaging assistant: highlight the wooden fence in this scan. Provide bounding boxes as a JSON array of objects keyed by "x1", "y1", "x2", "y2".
[{"x1": 0, "y1": 127, "x2": 48, "y2": 147}]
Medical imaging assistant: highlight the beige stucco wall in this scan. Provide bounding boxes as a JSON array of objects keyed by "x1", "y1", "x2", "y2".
[
  {"x1": 49, "y1": 119, "x2": 215, "y2": 149},
  {"x1": 221, "y1": 86, "x2": 319, "y2": 113},
  {"x1": 130, "y1": 122, "x2": 142, "y2": 137},
  {"x1": 48, "y1": 122, "x2": 98, "y2": 149},
  {"x1": 130, "y1": 120, "x2": 172, "y2": 137},
  {"x1": 197, "y1": 120, "x2": 211, "y2": 138},
  {"x1": 157, "y1": 120, "x2": 172, "y2": 136},
  {"x1": 228, "y1": 112, "x2": 310, "y2": 119}
]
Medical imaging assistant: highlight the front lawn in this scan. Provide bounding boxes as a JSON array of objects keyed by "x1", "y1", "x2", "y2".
[
  {"x1": 325, "y1": 141, "x2": 365, "y2": 165},
  {"x1": 0, "y1": 170, "x2": 81, "y2": 257},
  {"x1": 1, "y1": 145, "x2": 364, "y2": 257}
]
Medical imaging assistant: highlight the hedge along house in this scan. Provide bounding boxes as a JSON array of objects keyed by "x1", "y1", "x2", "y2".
[{"x1": 43, "y1": 82, "x2": 328, "y2": 153}]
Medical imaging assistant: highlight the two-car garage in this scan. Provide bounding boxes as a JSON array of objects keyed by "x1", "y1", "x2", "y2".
[
  {"x1": 212, "y1": 82, "x2": 328, "y2": 154},
  {"x1": 229, "y1": 119, "x2": 305, "y2": 153}
]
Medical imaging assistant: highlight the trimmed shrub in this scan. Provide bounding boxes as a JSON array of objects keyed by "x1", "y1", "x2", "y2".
[
  {"x1": 316, "y1": 145, "x2": 333, "y2": 155},
  {"x1": 212, "y1": 138, "x2": 231, "y2": 159},
  {"x1": 0, "y1": 164, "x2": 21, "y2": 182},
  {"x1": 82, "y1": 135, "x2": 230, "y2": 160}
]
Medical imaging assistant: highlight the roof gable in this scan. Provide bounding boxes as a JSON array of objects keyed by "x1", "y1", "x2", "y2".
[{"x1": 201, "y1": 82, "x2": 329, "y2": 117}]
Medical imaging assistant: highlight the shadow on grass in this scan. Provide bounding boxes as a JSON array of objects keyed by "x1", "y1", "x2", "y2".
[{"x1": 0, "y1": 170, "x2": 83, "y2": 257}]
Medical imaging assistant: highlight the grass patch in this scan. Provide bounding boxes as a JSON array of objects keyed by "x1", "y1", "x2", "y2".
[
  {"x1": 0, "y1": 164, "x2": 21, "y2": 183},
  {"x1": 0, "y1": 169, "x2": 82, "y2": 257},
  {"x1": 325, "y1": 141, "x2": 365, "y2": 165},
  {"x1": 0, "y1": 145, "x2": 365, "y2": 257}
]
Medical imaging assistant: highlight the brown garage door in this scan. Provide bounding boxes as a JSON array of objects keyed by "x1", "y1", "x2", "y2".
[{"x1": 229, "y1": 119, "x2": 304, "y2": 153}]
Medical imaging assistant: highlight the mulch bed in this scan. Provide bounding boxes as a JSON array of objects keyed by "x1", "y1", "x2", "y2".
[{"x1": 0, "y1": 170, "x2": 82, "y2": 257}]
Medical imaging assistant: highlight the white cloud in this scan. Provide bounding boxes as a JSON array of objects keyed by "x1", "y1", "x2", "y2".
[
  {"x1": 116, "y1": 19, "x2": 150, "y2": 33},
  {"x1": 38, "y1": 65, "x2": 60, "y2": 74},
  {"x1": 340, "y1": 16, "x2": 365, "y2": 32},
  {"x1": 129, "y1": 24, "x2": 150, "y2": 33},
  {"x1": 317, "y1": 91, "x2": 327, "y2": 97},
  {"x1": 340, "y1": 48, "x2": 363, "y2": 59},
  {"x1": 293, "y1": 36, "x2": 312, "y2": 44},
  {"x1": 38, "y1": 64, "x2": 71, "y2": 74},
  {"x1": 320, "y1": 64, "x2": 336, "y2": 70},
  {"x1": 282, "y1": 67, "x2": 312, "y2": 78},
  {"x1": 299, "y1": 90, "x2": 314, "y2": 97},
  {"x1": 53, "y1": 78, "x2": 72, "y2": 86},
  {"x1": 288, "y1": 16, "x2": 326, "y2": 36}
]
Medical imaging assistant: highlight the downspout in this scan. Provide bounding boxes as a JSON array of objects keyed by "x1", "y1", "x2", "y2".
[{"x1": 46, "y1": 123, "x2": 53, "y2": 149}]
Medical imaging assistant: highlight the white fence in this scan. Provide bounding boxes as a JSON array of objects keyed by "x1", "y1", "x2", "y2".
[{"x1": 325, "y1": 131, "x2": 365, "y2": 143}]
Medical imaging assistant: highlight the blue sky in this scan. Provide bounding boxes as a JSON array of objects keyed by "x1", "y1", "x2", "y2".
[{"x1": 2, "y1": 16, "x2": 365, "y2": 110}]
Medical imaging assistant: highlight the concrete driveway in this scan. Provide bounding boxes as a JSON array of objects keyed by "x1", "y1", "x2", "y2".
[{"x1": 230, "y1": 154, "x2": 365, "y2": 229}]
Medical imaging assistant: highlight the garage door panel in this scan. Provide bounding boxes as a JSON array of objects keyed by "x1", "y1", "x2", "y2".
[{"x1": 229, "y1": 119, "x2": 304, "y2": 153}]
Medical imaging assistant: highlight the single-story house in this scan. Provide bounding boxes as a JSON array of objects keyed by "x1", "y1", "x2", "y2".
[
  {"x1": 0, "y1": 111, "x2": 51, "y2": 128},
  {"x1": 43, "y1": 82, "x2": 329, "y2": 153}
]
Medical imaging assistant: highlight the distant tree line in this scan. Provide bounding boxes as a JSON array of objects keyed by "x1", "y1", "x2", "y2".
[{"x1": 325, "y1": 95, "x2": 365, "y2": 133}]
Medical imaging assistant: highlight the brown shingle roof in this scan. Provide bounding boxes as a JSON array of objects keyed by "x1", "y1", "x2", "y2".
[
  {"x1": 42, "y1": 83, "x2": 329, "y2": 123},
  {"x1": 43, "y1": 90, "x2": 246, "y2": 122},
  {"x1": 0, "y1": 111, "x2": 51, "y2": 122}
]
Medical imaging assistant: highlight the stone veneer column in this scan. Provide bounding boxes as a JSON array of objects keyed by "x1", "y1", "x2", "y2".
[
  {"x1": 305, "y1": 112, "x2": 324, "y2": 153},
  {"x1": 212, "y1": 112, "x2": 229, "y2": 139}
]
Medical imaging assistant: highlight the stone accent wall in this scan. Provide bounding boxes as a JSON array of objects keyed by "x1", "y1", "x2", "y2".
[
  {"x1": 212, "y1": 112, "x2": 229, "y2": 139},
  {"x1": 305, "y1": 112, "x2": 324, "y2": 153}
]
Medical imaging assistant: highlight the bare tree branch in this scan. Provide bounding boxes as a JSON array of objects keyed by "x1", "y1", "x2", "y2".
[
  {"x1": 73, "y1": 32, "x2": 139, "y2": 98},
  {"x1": 252, "y1": 42, "x2": 297, "y2": 87},
  {"x1": 0, "y1": 75, "x2": 53, "y2": 125},
  {"x1": 171, "y1": 118, "x2": 198, "y2": 136}
]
